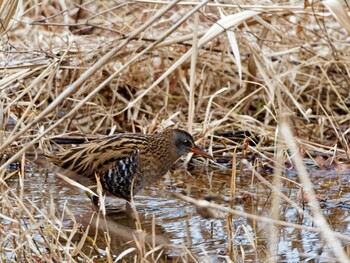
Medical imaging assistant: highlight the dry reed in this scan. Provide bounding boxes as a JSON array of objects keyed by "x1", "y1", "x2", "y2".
[{"x1": 1, "y1": 0, "x2": 350, "y2": 262}]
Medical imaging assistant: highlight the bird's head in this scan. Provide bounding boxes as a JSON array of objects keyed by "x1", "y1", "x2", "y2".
[{"x1": 171, "y1": 129, "x2": 214, "y2": 160}]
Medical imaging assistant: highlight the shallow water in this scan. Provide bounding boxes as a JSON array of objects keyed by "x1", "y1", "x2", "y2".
[{"x1": 7, "y1": 162, "x2": 350, "y2": 262}]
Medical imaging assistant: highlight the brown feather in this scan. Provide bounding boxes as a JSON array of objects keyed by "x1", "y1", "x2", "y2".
[
  {"x1": 47, "y1": 129, "x2": 213, "y2": 201},
  {"x1": 48, "y1": 135, "x2": 148, "y2": 178}
]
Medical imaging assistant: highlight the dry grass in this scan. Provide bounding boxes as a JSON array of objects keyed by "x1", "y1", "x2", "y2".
[{"x1": 1, "y1": 0, "x2": 350, "y2": 262}]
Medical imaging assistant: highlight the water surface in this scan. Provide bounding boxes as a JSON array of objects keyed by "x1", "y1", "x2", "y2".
[{"x1": 7, "y1": 161, "x2": 350, "y2": 262}]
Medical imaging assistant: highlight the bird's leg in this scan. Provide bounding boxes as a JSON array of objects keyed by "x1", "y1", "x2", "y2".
[
  {"x1": 84, "y1": 190, "x2": 100, "y2": 207},
  {"x1": 92, "y1": 195, "x2": 100, "y2": 207}
]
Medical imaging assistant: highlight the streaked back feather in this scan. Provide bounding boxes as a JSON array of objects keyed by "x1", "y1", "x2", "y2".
[{"x1": 48, "y1": 134, "x2": 149, "y2": 178}]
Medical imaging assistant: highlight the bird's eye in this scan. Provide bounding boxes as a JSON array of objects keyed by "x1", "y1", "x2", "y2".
[{"x1": 183, "y1": 139, "x2": 191, "y2": 146}]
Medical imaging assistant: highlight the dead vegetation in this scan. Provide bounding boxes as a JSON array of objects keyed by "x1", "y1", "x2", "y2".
[{"x1": 1, "y1": 0, "x2": 350, "y2": 262}]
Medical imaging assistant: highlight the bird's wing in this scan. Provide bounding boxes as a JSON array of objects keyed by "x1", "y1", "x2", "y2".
[
  {"x1": 100, "y1": 149, "x2": 140, "y2": 200},
  {"x1": 48, "y1": 136, "x2": 142, "y2": 178}
]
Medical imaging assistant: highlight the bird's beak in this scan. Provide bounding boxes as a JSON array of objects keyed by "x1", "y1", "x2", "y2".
[{"x1": 190, "y1": 146, "x2": 215, "y2": 161}]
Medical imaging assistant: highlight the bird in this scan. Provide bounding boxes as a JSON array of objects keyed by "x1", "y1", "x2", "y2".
[{"x1": 47, "y1": 129, "x2": 214, "y2": 202}]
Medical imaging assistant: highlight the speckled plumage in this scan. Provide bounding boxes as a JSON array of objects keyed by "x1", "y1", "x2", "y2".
[{"x1": 48, "y1": 129, "x2": 213, "y2": 201}]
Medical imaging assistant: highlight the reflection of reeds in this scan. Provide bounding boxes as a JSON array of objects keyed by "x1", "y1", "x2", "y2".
[{"x1": 1, "y1": 0, "x2": 350, "y2": 261}]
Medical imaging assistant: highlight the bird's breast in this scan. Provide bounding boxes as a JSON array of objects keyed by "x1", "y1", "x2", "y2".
[{"x1": 137, "y1": 152, "x2": 177, "y2": 190}]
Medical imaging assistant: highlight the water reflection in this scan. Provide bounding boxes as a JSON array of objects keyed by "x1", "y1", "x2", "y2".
[{"x1": 6, "y1": 164, "x2": 350, "y2": 262}]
